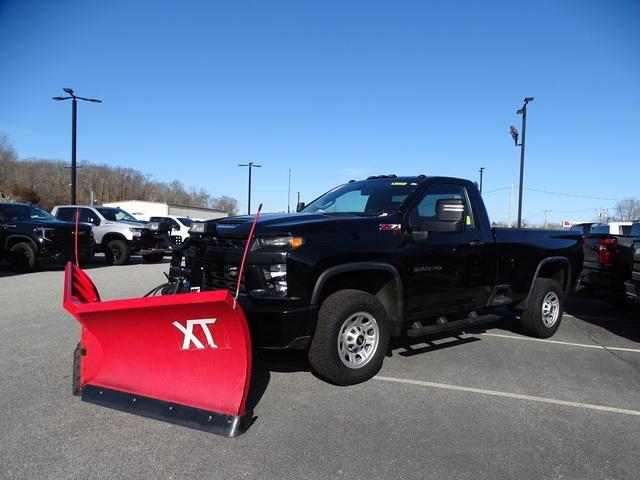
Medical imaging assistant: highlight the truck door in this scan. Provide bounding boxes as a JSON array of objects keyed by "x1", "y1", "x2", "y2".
[{"x1": 405, "y1": 182, "x2": 492, "y2": 319}]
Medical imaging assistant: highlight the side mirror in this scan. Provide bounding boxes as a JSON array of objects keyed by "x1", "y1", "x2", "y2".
[
  {"x1": 419, "y1": 199, "x2": 465, "y2": 234},
  {"x1": 296, "y1": 202, "x2": 306, "y2": 212},
  {"x1": 89, "y1": 217, "x2": 101, "y2": 226}
]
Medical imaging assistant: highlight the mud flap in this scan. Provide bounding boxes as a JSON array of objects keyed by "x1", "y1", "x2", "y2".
[{"x1": 62, "y1": 262, "x2": 253, "y2": 437}]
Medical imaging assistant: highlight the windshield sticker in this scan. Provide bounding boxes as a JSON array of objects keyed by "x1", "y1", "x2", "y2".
[
  {"x1": 379, "y1": 224, "x2": 401, "y2": 231},
  {"x1": 390, "y1": 182, "x2": 408, "y2": 186}
]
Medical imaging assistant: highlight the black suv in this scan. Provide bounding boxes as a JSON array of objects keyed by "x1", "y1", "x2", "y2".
[{"x1": 0, "y1": 203, "x2": 94, "y2": 272}]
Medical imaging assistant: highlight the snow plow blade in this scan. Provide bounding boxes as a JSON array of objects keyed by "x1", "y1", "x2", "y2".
[{"x1": 63, "y1": 262, "x2": 253, "y2": 437}]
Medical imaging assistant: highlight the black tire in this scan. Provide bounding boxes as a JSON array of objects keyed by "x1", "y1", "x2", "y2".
[
  {"x1": 104, "y1": 239, "x2": 130, "y2": 266},
  {"x1": 520, "y1": 278, "x2": 564, "y2": 338},
  {"x1": 142, "y1": 253, "x2": 164, "y2": 264},
  {"x1": 8, "y1": 242, "x2": 36, "y2": 272},
  {"x1": 308, "y1": 289, "x2": 391, "y2": 385}
]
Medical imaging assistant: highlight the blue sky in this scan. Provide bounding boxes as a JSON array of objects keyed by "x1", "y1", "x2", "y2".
[{"x1": 0, "y1": 0, "x2": 638, "y2": 223}]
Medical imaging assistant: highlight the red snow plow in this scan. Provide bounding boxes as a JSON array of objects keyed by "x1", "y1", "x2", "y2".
[{"x1": 63, "y1": 262, "x2": 253, "y2": 437}]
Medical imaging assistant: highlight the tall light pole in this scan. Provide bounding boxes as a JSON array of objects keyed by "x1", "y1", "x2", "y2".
[
  {"x1": 53, "y1": 88, "x2": 102, "y2": 204},
  {"x1": 478, "y1": 167, "x2": 485, "y2": 194},
  {"x1": 509, "y1": 96, "x2": 534, "y2": 228},
  {"x1": 238, "y1": 162, "x2": 262, "y2": 214}
]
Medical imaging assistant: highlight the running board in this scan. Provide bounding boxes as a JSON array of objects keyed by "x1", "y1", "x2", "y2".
[{"x1": 406, "y1": 314, "x2": 500, "y2": 338}]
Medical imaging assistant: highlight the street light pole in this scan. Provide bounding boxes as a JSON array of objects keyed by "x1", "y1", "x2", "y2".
[
  {"x1": 238, "y1": 162, "x2": 262, "y2": 214},
  {"x1": 479, "y1": 167, "x2": 485, "y2": 194},
  {"x1": 53, "y1": 88, "x2": 102, "y2": 204},
  {"x1": 509, "y1": 97, "x2": 534, "y2": 228}
]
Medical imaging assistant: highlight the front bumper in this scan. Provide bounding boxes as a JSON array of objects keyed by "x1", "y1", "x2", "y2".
[
  {"x1": 237, "y1": 296, "x2": 317, "y2": 350},
  {"x1": 624, "y1": 280, "x2": 640, "y2": 304}
]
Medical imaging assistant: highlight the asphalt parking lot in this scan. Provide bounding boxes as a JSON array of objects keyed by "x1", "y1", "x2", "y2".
[{"x1": 1, "y1": 259, "x2": 639, "y2": 479}]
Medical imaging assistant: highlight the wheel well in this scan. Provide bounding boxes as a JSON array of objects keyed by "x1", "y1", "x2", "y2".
[
  {"x1": 101, "y1": 233, "x2": 127, "y2": 248},
  {"x1": 536, "y1": 261, "x2": 568, "y2": 292},
  {"x1": 315, "y1": 269, "x2": 402, "y2": 330},
  {"x1": 6, "y1": 236, "x2": 37, "y2": 252}
]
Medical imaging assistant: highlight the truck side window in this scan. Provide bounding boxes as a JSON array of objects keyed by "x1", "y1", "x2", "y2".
[
  {"x1": 410, "y1": 184, "x2": 476, "y2": 230},
  {"x1": 78, "y1": 208, "x2": 98, "y2": 225},
  {"x1": 56, "y1": 208, "x2": 75, "y2": 221}
]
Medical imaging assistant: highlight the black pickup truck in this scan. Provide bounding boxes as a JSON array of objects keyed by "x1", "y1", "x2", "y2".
[
  {"x1": 167, "y1": 175, "x2": 583, "y2": 385},
  {"x1": 624, "y1": 230, "x2": 640, "y2": 304},
  {"x1": 580, "y1": 222, "x2": 640, "y2": 300},
  {"x1": 0, "y1": 202, "x2": 94, "y2": 272}
]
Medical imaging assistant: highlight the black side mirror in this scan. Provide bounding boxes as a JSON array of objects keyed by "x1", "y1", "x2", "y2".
[
  {"x1": 296, "y1": 202, "x2": 306, "y2": 212},
  {"x1": 419, "y1": 199, "x2": 465, "y2": 234},
  {"x1": 89, "y1": 217, "x2": 101, "y2": 226}
]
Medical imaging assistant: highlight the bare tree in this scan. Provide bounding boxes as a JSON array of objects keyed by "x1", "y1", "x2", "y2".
[{"x1": 614, "y1": 198, "x2": 640, "y2": 221}]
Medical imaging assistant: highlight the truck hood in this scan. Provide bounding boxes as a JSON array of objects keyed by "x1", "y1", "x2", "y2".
[
  {"x1": 211, "y1": 212, "x2": 396, "y2": 236},
  {"x1": 102, "y1": 220, "x2": 149, "y2": 229},
  {"x1": 18, "y1": 219, "x2": 93, "y2": 231}
]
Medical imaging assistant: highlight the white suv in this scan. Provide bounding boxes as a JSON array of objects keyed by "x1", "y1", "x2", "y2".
[{"x1": 51, "y1": 205, "x2": 169, "y2": 265}]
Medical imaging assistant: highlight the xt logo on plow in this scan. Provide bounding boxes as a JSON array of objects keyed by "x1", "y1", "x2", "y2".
[{"x1": 173, "y1": 318, "x2": 218, "y2": 350}]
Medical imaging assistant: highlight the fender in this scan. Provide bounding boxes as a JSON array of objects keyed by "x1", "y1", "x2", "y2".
[
  {"x1": 519, "y1": 256, "x2": 571, "y2": 309},
  {"x1": 4, "y1": 234, "x2": 39, "y2": 253},
  {"x1": 311, "y1": 262, "x2": 404, "y2": 324},
  {"x1": 100, "y1": 232, "x2": 129, "y2": 247}
]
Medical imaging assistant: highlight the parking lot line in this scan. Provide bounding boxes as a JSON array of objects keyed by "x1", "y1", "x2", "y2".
[
  {"x1": 477, "y1": 332, "x2": 640, "y2": 353},
  {"x1": 374, "y1": 376, "x2": 640, "y2": 417}
]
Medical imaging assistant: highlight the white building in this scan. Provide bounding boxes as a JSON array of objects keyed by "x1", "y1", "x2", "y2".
[{"x1": 102, "y1": 200, "x2": 228, "y2": 221}]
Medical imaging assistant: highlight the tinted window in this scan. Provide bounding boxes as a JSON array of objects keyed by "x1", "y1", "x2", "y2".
[
  {"x1": 410, "y1": 184, "x2": 475, "y2": 230},
  {"x1": 55, "y1": 208, "x2": 75, "y2": 221},
  {"x1": 177, "y1": 217, "x2": 193, "y2": 227},
  {"x1": 591, "y1": 225, "x2": 610, "y2": 234},
  {"x1": 96, "y1": 207, "x2": 138, "y2": 222},
  {"x1": 631, "y1": 223, "x2": 640, "y2": 237},
  {"x1": 303, "y1": 179, "x2": 421, "y2": 215}
]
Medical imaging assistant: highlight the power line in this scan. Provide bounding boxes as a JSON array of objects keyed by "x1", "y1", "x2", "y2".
[{"x1": 524, "y1": 188, "x2": 620, "y2": 201}]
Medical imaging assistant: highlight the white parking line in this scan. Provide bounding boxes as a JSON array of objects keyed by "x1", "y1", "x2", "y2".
[
  {"x1": 374, "y1": 376, "x2": 640, "y2": 417},
  {"x1": 477, "y1": 332, "x2": 640, "y2": 353},
  {"x1": 565, "y1": 314, "x2": 635, "y2": 323}
]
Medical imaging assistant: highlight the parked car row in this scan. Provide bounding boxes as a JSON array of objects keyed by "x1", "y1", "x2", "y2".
[
  {"x1": 572, "y1": 220, "x2": 640, "y2": 305},
  {"x1": 0, "y1": 202, "x2": 179, "y2": 272}
]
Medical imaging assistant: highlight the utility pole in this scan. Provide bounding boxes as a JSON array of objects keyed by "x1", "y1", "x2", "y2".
[
  {"x1": 52, "y1": 88, "x2": 102, "y2": 204},
  {"x1": 543, "y1": 209, "x2": 550, "y2": 229},
  {"x1": 507, "y1": 184, "x2": 513, "y2": 227},
  {"x1": 509, "y1": 97, "x2": 534, "y2": 228},
  {"x1": 478, "y1": 167, "x2": 485, "y2": 194},
  {"x1": 297, "y1": 192, "x2": 301, "y2": 210},
  {"x1": 238, "y1": 162, "x2": 262, "y2": 214}
]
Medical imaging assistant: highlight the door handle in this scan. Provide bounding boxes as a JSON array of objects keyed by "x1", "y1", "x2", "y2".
[{"x1": 469, "y1": 241, "x2": 485, "y2": 246}]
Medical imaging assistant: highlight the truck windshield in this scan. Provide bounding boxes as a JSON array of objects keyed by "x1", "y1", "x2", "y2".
[
  {"x1": 302, "y1": 180, "x2": 421, "y2": 216},
  {"x1": 0, "y1": 204, "x2": 56, "y2": 222},
  {"x1": 96, "y1": 207, "x2": 139, "y2": 222}
]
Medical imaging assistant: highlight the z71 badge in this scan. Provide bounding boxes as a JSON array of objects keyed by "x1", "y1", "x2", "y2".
[{"x1": 379, "y1": 224, "x2": 401, "y2": 231}]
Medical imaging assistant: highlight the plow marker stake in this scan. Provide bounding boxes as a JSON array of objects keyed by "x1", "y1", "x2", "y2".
[{"x1": 63, "y1": 262, "x2": 253, "y2": 437}]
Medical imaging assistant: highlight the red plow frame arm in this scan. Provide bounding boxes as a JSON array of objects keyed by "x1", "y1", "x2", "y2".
[{"x1": 63, "y1": 262, "x2": 253, "y2": 437}]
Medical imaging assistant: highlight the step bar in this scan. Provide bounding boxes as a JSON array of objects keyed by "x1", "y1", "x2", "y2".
[{"x1": 406, "y1": 314, "x2": 500, "y2": 338}]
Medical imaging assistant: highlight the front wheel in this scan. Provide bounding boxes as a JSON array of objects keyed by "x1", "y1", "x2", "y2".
[
  {"x1": 104, "y1": 239, "x2": 130, "y2": 266},
  {"x1": 309, "y1": 289, "x2": 391, "y2": 385},
  {"x1": 9, "y1": 242, "x2": 36, "y2": 272},
  {"x1": 520, "y1": 278, "x2": 564, "y2": 338}
]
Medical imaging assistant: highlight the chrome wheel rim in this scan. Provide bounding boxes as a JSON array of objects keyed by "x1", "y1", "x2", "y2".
[
  {"x1": 337, "y1": 311, "x2": 379, "y2": 369},
  {"x1": 542, "y1": 291, "x2": 560, "y2": 327}
]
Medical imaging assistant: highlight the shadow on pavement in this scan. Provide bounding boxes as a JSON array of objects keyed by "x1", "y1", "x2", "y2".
[
  {"x1": 0, "y1": 255, "x2": 171, "y2": 277},
  {"x1": 566, "y1": 292, "x2": 640, "y2": 343}
]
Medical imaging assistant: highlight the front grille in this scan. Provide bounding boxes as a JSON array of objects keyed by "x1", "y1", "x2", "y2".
[
  {"x1": 206, "y1": 237, "x2": 247, "y2": 249},
  {"x1": 202, "y1": 262, "x2": 246, "y2": 292}
]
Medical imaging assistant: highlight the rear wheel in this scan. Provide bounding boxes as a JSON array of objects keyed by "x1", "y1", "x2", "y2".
[
  {"x1": 104, "y1": 239, "x2": 130, "y2": 266},
  {"x1": 142, "y1": 253, "x2": 164, "y2": 264},
  {"x1": 520, "y1": 278, "x2": 563, "y2": 338},
  {"x1": 309, "y1": 289, "x2": 391, "y2": 385},
  {"x1": 9, "y1": 242, "x2": 36, "y2": 272}
]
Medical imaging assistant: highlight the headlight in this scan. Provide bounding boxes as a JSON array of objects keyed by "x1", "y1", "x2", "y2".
[
  {"x1": 34, "y1": 227, "x2": 55, "y2": 240},
  {"x1": 256, "y1": 236, "x2": 304, "y2": 249},
  {"x1": 260, "y1": 263, "x2": 288, "y2": 296},
  {"x1": 189, "y1": 222, "x2": 215, "y2": 234},
  {"x1": 129, "y1": 227, "x2": 144, "y2": 236}
]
